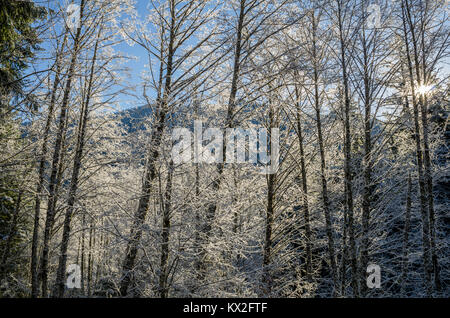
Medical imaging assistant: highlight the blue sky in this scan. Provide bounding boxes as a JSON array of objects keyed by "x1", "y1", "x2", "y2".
[
  {"x1": 32, "y1": 0, "x2": 155, "y2": 112},
  {"x1": 30, "y1": 0, "x2": 449, "y2": 114},
  {"x1": 111, "y1": 0, "x2": 156, "y2": 111}
]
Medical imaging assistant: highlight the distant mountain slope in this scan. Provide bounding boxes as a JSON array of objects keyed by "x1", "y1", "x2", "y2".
[{"x1": 117, "y1": 105, "x2": 153, "y2": 133}]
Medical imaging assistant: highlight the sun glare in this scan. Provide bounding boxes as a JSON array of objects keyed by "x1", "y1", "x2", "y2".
[{"x1": 417, "y1": 85, "x2": 433, "y2": 95}]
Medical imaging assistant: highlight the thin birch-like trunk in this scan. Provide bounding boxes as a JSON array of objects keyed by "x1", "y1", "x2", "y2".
[
  {"x1": 31, "y1": 33, "x2": 67, "y2": 298},
  {"x1": 159, "y1": 160, "x2": 174, "y2": 298},
  {"x1": 400, "y1": 0, "x2": 432, "y2": 295},
  {"x1": 54, "y1": 23, "x2": 101, "y2": 298}
]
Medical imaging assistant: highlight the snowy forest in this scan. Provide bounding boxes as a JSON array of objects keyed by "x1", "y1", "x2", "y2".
[{"x1": 0, "y1": 0, "x2": 448, "y2": 298}]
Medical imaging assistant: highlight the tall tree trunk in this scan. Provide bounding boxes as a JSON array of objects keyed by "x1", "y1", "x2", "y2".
[
  {"x1": 404, "y1": 0, "x2": 440, "y2": 292},
  {"x1": 119, "y1": 2, "x2": 176, "y2": 296},
  {"x1": 80, "y1": 212, "x2": 86, "y2": 294},
  {"x1": 87, "y1": 223, "x2": 94, "y2": 296},
  {"x1": 232, "y1": 167, "x2": 240, "y2": 235},
  {"x1": 400, "y1": 0, "x2": 432, "y2": 295},
  {"x1": 262, "y1": 170, "x2": 275, "y2": 296},
  {"x1": 159, "y1": 160, "x2": 174, "y2": 298},
  {"x1": 340, "y1": 203, "x2": 348, "y2": 296},
  {"x1": 294, "y1": 85, "x2": 312, "y2": 279},
  {"x1": 196, "y1": 0, "x2": 245, "y2": 282},
  {"x1": 262, "y1": 107, "x2": 276, "y2": 296},
  {"x1": 360, "y1": 12, "x2": 373, "y2": 296},
  {"x1": 40, "y1": 0, "x2": 86, "y2": 297},
  {"x1": 192, "y1": 101, "x2": 202, "y2": 295},
  {"x1": 422, "y1": 92, "x2": 440, "y2": 293},
  {"x1": 336, "y1": 0, "x2": 359, "y2": 297},
  {"x1": 311, "y1": 12, "x2": 338, "y2": 294},
  {"x1": 31, "y1": 34, "x2": 67, "y2": 298},
  {"x1": 401, "y1": 172, "x2": 412, "y2": 295},
  {"x1": 54, "y1": 24, "x2": 101, "y2": 298},
  {"x1": 95, "y1": 217, "x2": 104, "y2": 287}
]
